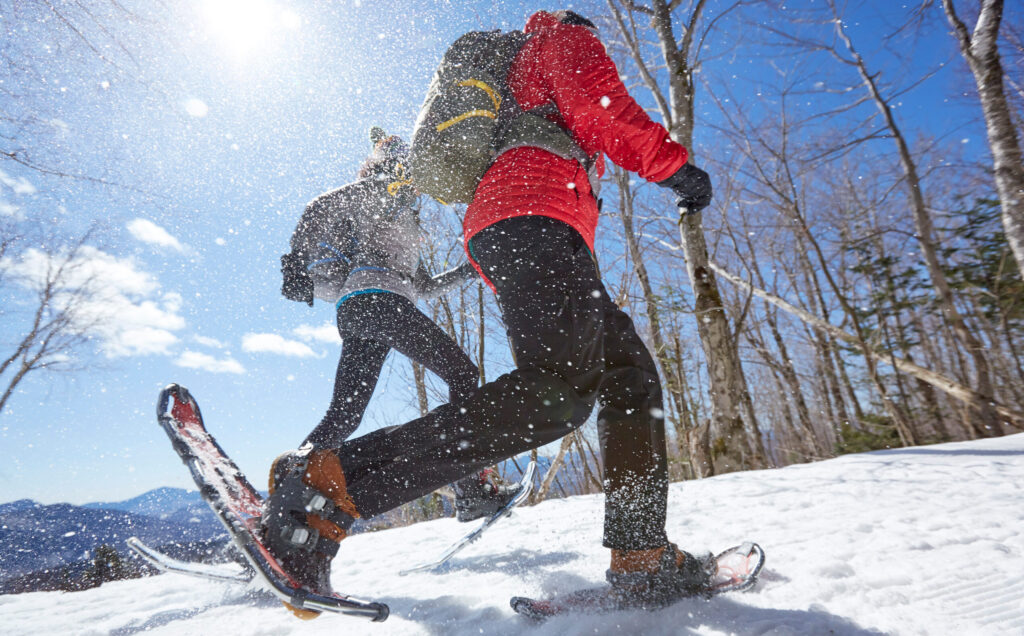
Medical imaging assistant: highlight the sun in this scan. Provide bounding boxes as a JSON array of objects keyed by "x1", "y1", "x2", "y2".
[{"x1": 200, "y1": 0, "x2": 301, "y2": 58}]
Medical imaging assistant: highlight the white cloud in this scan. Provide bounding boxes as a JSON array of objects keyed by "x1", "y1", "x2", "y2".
[
  {"x1": 242, "y1": 333, "x2": 317, "y2": 357},
  {"x1": 2, "y1": 245, "x2": 185, "y2": 358},
  {"x1": 0, "y1": 200, "x2": 21, "y2": 219},
  {"x1": 105, "y1": 325, "x2": 180, "y2": 357},
  {"x1": 0, "y1": 169, "x2": 36, "y2": 195},
  {"x1": 127, "y1": 218, "x2": 185, "y2": 252},
  {"x1": 48, "y1": 118, "x2": 70, "y2": 134},
  {"x1": 193, "y1": 335, "x2": 226, "y2": 349},
  {"x1": 174, "y1": 350, "x2": 245, "y2": 374},
  {"x1": 293, "y1": 323, "x2": 339, "y2": 343},
  {"x1": 6, "y1": 245, "x2": 155, "y2": 296}
]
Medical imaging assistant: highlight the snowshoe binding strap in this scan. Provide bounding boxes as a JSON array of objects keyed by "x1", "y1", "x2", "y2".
[
  {"x1": 606, "y1": 544, "x2": 715, "y2": 605},
  {"x1": 262, "y1": 461, "x2": 352, "y2": 557}
]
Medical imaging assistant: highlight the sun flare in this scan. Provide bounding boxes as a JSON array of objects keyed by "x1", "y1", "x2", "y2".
[{"x1": 201, "y1": 0, "x2": 300, "y2": 58}]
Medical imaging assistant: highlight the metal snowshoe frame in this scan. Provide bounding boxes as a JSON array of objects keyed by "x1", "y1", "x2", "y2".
[
  {"x1": 400, "y1": 459, "x2": 538, "y2": 575},
  {"x1": 126, "y1": 536, "x2": 251, "y2": 584},
  {"x1": 156, "y1": 384, "x2": 389, "y2": 621}
]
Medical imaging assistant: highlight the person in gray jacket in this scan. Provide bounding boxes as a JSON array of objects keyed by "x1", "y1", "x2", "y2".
[{"x1": 278, "y1": 128, "x2": 517, "y2": 523}]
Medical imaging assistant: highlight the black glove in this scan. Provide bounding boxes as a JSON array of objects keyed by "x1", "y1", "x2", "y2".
[
  {"x1": 658, "y1": 162, "x2": 713, "y2": 215},
  {"x1": 280, "y1": 252, "x2": 314, "y2": 306}
]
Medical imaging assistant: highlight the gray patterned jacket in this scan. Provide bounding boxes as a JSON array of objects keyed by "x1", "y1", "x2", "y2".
[{"x1": 288, "y1": 176, "x2": 475, "y2": 305}]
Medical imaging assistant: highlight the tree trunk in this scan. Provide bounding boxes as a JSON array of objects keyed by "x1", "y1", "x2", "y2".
[
  {"x1": 793, "y1": 245, "x2": 861, "y2": 432},
  {"x1": 672, "y1": 333, "x2": 710, "y2": 477},
  {"x1": 740, "y1": 226, "x2": 827, "y2": 457},
  {"x1": 616, "y1": 0, "x2": 762, "y2": 473},
  {"x1": 680, "y1": 222, "x2": 760, "y2": 471},
  {"x1": 476, "y1": 283, "x2": 486, "y2": 385},
  {"x1": 942, "y1": 0, "x2": 1024, "y2": 281},
  {"x1": 614, "y1": 167, "x2": 693, "y2": 449},
  {"x1": 765, "y1": 312, "x2": 825, "y2": 457},
  {"x1": 411, "y1": 362, "x2": 429, "y2": 417},
  {"x1": 745, "y1": 318, "x2": 820, "y2": 461},
  {"x1": 534, "y1": 434, "x2": 575, "y2": 502}
]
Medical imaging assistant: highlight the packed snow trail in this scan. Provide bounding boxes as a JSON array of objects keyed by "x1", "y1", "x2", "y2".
[{"x1": 1, "y1": 434, "x2": 1022, "y2": 635}]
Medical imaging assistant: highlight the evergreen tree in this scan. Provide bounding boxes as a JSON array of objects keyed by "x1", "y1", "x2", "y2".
[
  {"x1": 942, "y1": 197, "x2": 1024, "y2": 326},
  {"x1": 90, "y1": 544, "x2": 126, "y2": 584}
]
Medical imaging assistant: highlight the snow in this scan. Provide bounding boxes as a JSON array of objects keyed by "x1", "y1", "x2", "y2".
[{"x1": 2, "y1": 434, "x2": 1023, "y2": 635}]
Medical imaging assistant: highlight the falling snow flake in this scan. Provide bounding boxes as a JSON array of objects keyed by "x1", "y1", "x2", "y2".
[{"x1": 184, "y1": 98, "x2": 209, "y2": 118}]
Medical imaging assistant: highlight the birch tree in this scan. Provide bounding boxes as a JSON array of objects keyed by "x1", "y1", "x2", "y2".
[{"x1": 941, "y1": 0, "x2": 1024, "y2": 280}]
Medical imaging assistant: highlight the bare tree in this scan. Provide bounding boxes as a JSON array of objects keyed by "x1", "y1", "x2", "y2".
[
  {"x1": 610, "y1": 165, "x2": 713, "y2": 474},
  {"x1": 0, "y1": 224, "x2": 108, "y2": 415},
  {"x1": 826, "y1": 2, "x2": 1006, "y2": 436},
  {"x1": 720, "y1": 209, "x2": 827, "y2": 459},
  {"x1": 606, "y1": 0, "x2": 765, "y2": 474},
  {"x1": 941, "y1": 0, "x2": 1024, "y2": 280},
  {"x1": 708, "y1": 261, "x2": 1024, "y2": 429},
  {"x1": 1, "y1": 1, "x2": 155, "y2": 180}
]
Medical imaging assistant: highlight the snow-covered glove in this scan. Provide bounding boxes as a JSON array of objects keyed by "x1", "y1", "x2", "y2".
[
  {"x1": 280, "y1": 252, "x2": 314, "y2": 306},
  {"x1": 658, "y1": 162, "x2": 713, "y2": 216}
]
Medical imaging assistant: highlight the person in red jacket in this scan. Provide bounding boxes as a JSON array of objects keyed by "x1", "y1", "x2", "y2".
[{"x1": 261, "y1": 9, "x2": 714, "y2": 613}]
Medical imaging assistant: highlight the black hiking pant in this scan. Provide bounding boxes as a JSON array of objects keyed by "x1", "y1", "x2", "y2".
[
  {"x1": 303, "y1": 292, "x2": 479, "y2": 449},
  {"x1": 339, "y1": 216, "x2": 669, "y2": 550}
]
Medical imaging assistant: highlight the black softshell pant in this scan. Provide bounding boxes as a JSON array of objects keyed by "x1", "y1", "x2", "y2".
[
  {"x1": 339, "y1": 216, "x2": 669, "y2": 550},
  {"x1": 302, "y1": 292, "x2": 478, "y2": 449}
]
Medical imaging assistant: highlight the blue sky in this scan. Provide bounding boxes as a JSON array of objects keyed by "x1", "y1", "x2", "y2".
[
  {"x1": 1, "y1": 0, "x2": 611, "y2": 505},
  {"x1": 0, "y1": 0, "x2": 996, "y2": 504}
]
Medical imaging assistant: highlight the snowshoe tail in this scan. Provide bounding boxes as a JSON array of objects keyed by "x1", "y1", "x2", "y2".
[
  {"x1": 510, "y1": 595, "x2": 557, "y2": 620},
  {"x1": 511, "y1": 585, "x2": 622, "y2": 620},
  {"x1": 399, "y1": 460, "x2": 538, "y2": 575},
  {"x1": 126, "y1": 537, "x2": 252, "y2": 584}
]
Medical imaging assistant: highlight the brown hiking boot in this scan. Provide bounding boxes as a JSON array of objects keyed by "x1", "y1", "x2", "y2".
[
  {"x1": 452, "y1": 468, "x2": 522, "y2": 522},
  {"x1": 607, "y1": 543, "x2": 715, "y2": 608},
  {"x1": 262, "y1": 448, "x2": 360, "y2": 618}
]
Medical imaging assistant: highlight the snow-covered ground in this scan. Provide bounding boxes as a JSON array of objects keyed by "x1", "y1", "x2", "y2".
[{"x1": 2, "y1": 434, "x2": 1023, "y2": 635}]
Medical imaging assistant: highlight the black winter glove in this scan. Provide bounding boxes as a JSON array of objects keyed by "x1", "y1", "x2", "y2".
[
  {"x1": 658, "y1": 162, "x2": 713, "y2": 216},
  {"x1": 280, "y1": 252, "x2": 314, "y2": 307}
]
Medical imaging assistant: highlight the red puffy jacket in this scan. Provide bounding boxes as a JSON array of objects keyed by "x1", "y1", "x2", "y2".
[{"x1": 463, "y1": 10, "x2": 688, "y2": 266}]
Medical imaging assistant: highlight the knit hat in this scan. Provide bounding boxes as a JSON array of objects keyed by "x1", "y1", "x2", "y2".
[
  {"x1": 552, "y1": 10, "x2": 597, "y2": 32},
  {"x1": 358, "y1": 126, "x2": 409, "y2": 179}
]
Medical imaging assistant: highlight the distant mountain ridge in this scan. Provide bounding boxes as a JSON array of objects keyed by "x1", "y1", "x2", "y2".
[
  {"x1": 0, "y1": 500, "x2": 39, "y2": 516},
  {"x1": 0, "y1": 452, "x2": 579, "y2": 587},
  {"x1": 83, "y1": 487, "x2": 207, "y2": 519},
  {"x1": 0, "y1": 488, "x2": 227, "y2": 583}
]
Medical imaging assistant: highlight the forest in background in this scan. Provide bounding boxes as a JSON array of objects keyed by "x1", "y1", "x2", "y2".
[
  {"x1": 2, "y1": 0, "x2": 1022, "y2": 513},
  {"x1": 411, "y1": 0, "x2": 1024, "y2": 494}
]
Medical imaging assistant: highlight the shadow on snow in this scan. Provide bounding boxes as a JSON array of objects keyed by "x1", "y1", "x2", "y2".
[
  {"x1": 873, "y1": 448, "x2": 1024, "y2": 457},
  {"x1": 109, "y1": 589, "x2": 275, "y2": 635},
  {"x1": 381, "y1": 592, "x2": 884, "y2": 636},
  {"x1": 412, "y1": 548, "x2": 579, "y2": 576}
]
